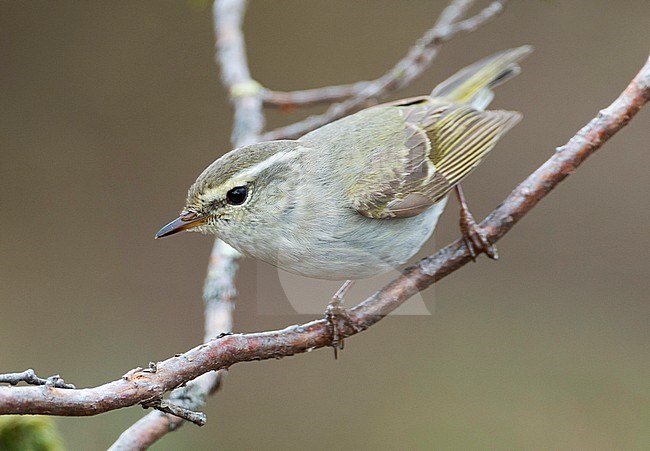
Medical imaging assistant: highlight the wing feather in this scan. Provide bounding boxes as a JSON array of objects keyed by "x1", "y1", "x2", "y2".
[{"x1": 352, "y1": 102, "x2": 520, "y2": 219}]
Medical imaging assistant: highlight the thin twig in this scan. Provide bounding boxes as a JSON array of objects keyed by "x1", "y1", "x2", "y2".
[
  {"x1": 0, "y1": 369, "x2": 75, "y2": 390},
  {"x1": 261, "y1": 0, "x2": 477, "y2": 109},
  {"x1": 140, "y1": 398, "x2": 207, "y2": 427},
  {"x1": 261, "y1": 0, "x2": 508, "y2": 140},
  {"x1": 1, "y1": 51, "x2": 648, "y2": 422},
  {"x1": 262, "y1": 82, "x2": 369, "y2": 109}
]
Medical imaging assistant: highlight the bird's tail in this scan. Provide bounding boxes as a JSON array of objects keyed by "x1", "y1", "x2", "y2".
[{"x1": 431, "y1": 45, "x2": 533, "y2": 110}]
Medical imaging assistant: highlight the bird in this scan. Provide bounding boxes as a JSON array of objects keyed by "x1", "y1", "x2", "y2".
[{"x1": 156, "y1": 46, "x2": 531, "y2": 349}]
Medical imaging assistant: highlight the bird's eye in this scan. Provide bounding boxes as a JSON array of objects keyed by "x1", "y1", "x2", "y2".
[{"x1": 225, "y1": 186, "x2": 248, "y2": 205}]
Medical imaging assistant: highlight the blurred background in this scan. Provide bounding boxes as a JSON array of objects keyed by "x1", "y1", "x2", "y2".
[{"x1": 1, "y1": 1, "x2": 649, "y2": 449}]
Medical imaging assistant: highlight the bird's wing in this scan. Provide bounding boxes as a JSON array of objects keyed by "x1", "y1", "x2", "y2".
[{"x1": 348, "y1": 99, "x2": 521, "y2": 219}]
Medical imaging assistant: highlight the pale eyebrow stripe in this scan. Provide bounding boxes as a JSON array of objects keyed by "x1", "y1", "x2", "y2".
[
  {"x1": 235, "y1": 146, "x2": 307, "y2": 180},
  {"x1": 200, "y1": 146, "x2": 308, "y2": 204}
]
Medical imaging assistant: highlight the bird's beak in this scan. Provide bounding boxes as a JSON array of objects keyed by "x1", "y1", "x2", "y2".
[{"x1": 155, "y1": 212, "x2": 208, "y2": 239}]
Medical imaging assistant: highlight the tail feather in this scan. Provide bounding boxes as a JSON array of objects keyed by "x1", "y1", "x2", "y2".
[{"x1": 431, "y1": 45, "x2": 533, "y2": 110}]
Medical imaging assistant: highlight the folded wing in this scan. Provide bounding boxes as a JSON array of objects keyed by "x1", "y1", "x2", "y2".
[{"x1": 351, "y1": 100, "x2": 521, "y2": 219}]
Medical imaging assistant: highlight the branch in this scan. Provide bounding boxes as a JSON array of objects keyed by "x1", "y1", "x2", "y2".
[
  {"x1": 260, "y1": 0, "x2": 507, "y2": 140},
  {"x1": 1, "y1": 51, "x2": 648, "y2": 426},
  {"x1": 216, "y1": 0, "x2": 265, "y2": 147}
]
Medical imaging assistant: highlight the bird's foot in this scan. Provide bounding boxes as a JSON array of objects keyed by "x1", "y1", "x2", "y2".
[
  {"x1": 459, "y1": 207, "x2": 498, "y2": 261},
  {"x1": 325, "y1": 280, "x2": 355, "y2": 359},
  {"x1": 455, "y1": 184, "x2": 498, "y2": 261}
]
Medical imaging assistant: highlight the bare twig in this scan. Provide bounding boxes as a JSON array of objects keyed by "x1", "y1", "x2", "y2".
[
  {"x1": 0, "y1": 369, "x2": 75, "y2": 390},
  {"x1": 261, "y1": 0, "x2": 508, "y2": 140},
  {"x1": 140, "y1": 398, "x2": 207, "y2": 427},
  {"x1": 1, "y1": 52, "x2": 648, "y2": 424},
  {"x1": 261, "y1": 0, "x2": 477, "y2": 109},
  {"x1": 262, "y1": 82, "x2": 370, "y2": 109}
]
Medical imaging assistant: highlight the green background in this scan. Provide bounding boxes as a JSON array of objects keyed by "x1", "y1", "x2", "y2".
[{"x1": 1, "y1": 1, "x2": 649, "y2": 449}]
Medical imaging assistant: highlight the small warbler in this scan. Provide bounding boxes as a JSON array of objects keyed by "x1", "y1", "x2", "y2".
[{"x1": 157, "y1": 46, "x2": 530, "y2": 284}]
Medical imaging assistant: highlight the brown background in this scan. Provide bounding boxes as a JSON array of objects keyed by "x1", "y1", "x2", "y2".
[{"x1": 1, "y1": 1, "x2": 649, "y2": 449}]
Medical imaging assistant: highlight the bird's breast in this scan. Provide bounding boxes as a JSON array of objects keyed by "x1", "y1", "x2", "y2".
[{"x1": 228, "y1": 196, "x2": 447, "y2": 280}]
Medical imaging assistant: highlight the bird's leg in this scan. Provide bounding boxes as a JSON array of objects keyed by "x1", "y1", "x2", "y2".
[
  {"x1": 455, "y1": 184, "x2": 498, "y2": 261},
  {"x1": 325, "y1": 279, "x2": 355, "y2": 359}
]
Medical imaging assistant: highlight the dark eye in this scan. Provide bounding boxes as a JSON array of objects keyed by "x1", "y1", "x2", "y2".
[{"x1": 226, "y1": 186, "x2": 248, "y2": 205}]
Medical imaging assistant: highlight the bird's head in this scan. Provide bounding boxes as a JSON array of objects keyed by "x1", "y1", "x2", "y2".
[{"x1": 155, "y1": 140, "x2": 302, "y2": 239}]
